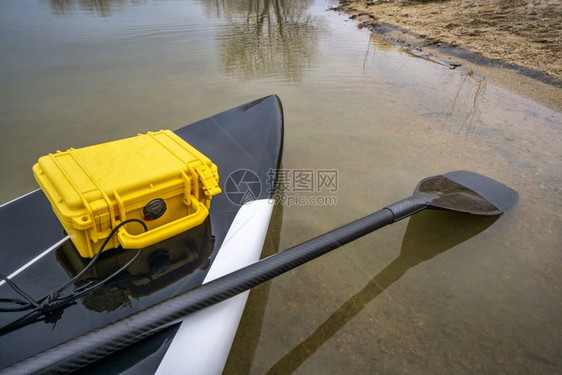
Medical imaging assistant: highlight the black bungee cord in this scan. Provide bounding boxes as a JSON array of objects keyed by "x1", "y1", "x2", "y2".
[{"x1": 0, "y1": 218, "x2": 148, "y2": 334}]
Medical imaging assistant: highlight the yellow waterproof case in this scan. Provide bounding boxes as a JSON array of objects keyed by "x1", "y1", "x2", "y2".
[{"x1": 33, "y1": 130, "x2": 221, "y2": 258}]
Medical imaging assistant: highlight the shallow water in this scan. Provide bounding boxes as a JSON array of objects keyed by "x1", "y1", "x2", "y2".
[{"x1": 1, "y1": 0, "x2": 561, "y2": 373}]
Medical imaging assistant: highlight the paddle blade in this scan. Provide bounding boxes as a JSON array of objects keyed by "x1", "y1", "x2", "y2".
[{"x1": 416, "y1": 171, "x2": 519, "y2": 215}]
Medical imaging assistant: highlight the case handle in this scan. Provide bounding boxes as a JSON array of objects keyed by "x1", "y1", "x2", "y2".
[{"x1": 116, "y1": 201, "x2": 208, "y2": 249}]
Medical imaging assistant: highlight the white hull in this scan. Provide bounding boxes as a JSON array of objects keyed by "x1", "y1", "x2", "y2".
[{"x1": 156, "y1": 199, "x2": 274, "y2": 374}]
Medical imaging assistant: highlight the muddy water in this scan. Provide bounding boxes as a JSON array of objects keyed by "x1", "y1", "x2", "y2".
[{"x1": 1, "y1": 0, "x2": 560, "y2": 373}]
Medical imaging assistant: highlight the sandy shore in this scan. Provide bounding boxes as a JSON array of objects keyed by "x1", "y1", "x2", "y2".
[{"x1": 333, "y1": 0, "x2": 562, "y2": 110}]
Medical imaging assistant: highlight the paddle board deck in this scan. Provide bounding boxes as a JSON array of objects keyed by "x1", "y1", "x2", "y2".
[{"x1": 0, "y1": 95, "x2": 283, "y2": 373}]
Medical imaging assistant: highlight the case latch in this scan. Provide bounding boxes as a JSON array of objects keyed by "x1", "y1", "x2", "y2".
[{"x1": 195, "y1": 165, "x2": 222, "y2": 197}]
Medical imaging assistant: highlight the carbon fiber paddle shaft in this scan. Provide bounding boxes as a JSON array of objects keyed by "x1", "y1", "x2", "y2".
[{"x1": 3, "y1": 207, "x2": 403, "y2": 374}]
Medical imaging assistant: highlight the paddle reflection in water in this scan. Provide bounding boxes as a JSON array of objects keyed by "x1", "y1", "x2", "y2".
[
  {"x1": 266, "y1": 210, "x2": 498, "y2": 374},
  {"x1": 198, "y1": 0, "x2": 323, "y2": 82}
]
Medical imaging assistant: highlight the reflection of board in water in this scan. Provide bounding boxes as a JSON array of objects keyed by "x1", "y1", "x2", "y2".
[{"x1": 55, "y1": 219, "x2": 215, "y2": 313}]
